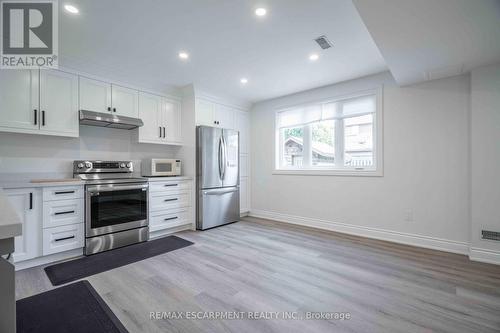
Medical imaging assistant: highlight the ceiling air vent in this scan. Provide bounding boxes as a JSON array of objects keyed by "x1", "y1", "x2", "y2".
[
  {"x1": 314, "y1": 35, "x2": 332, "y2": 49},
  {"x1": 482, "y1": 230, "x2": 500, "y2": 241}
]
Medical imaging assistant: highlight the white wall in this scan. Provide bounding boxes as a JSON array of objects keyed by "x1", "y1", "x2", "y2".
[
  {"x1": 250, "y1": 72, "x2": 471, "y2": 252},
  {"x1": 470, "y1": 63, "x2": 500, "y2": 262},
  {"x1": 0, "y1": 126, "x2": 180, "y2": 176}
]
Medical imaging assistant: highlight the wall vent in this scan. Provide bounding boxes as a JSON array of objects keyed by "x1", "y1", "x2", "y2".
[
  {"x1": 314, "y1": 35, "x2": 332, "y2": 49},
  {"x1": 482, "y1": 230, "x2": 500, "y2": 241}
]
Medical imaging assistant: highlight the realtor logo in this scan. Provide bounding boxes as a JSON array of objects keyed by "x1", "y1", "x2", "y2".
[{"x1": 1, "y1": 0, "x2": 58, "y2": 68}]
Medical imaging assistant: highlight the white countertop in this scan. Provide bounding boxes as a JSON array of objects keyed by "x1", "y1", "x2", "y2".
[{"x1": 0, "y1": 189, "x2": 22, "y2": 240}]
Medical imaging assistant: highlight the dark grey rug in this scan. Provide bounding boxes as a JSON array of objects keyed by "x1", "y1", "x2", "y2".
[
  {"x1": 44, "y1": 235, "x2": 194, "y2": 286},
  {"x1": 17, "y1": 280, "x2": 128, "y2": 333}
]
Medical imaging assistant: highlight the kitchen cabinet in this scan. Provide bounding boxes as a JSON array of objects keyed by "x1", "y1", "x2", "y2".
[
  {"x1": 234, "y1": 110, "x2": 250, "y2": 154},
  {"x1": 138, "y1": 92, "x2": 182, "y2": 145},
  {"x1": 4, "y1": 188, "x2": 41, "y2": 263},
  {"x1": 0, "y1": 69, "x2": 78, "y2": 137},
  {"x1": 79, "y1": 77, "x2": 112, "y2": 114},
  {"x1": 196, "y1": 98, "x2": 235, "y2": 128},
  {"x1": 164, "y1": 98, "x2": 182, "y2": 143},
  {"x1": 0, "y1": 70, "x2": 38, "y2": 131},
  {"x1": 39, "y1": 70, "x2": 79, "y2": 136},
  {"x1": 79, "y1": 77, "x2": 139, "y2": 118},
  {"x1": 111, "y1": 84, "x2": 139, "y2": 118}
]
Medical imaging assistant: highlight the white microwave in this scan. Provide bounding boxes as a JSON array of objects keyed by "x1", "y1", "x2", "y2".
[{"x1": 142, "y1": 159, "x2": 181, "y2": 177}]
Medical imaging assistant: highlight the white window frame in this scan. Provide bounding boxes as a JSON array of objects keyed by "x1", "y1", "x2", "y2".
[{"x1": 273, "y1": 87, "x2": 384, "y2": 177}]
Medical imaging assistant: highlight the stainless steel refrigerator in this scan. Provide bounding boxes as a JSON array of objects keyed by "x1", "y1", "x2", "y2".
[{"x1": 196, "y1": 126, "x2": 240, "y2": 230}]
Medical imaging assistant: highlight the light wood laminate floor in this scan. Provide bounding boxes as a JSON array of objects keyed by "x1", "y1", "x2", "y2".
[{"x1": 16, "y1": 217, "x2": 500, "y2": 333}]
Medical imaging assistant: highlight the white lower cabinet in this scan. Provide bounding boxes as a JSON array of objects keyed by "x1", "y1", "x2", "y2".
[
  {"x1": 5, "y1": 185, "x2": 84, "y2": 265},
  {"x1": 148, "y1": 179, "x2": 193, "y2": 236},
  {"x1": 42, "y1": 223, "x2": 84, "y2": 256},
  {"x1": 4, "y1": 188, "x2": 41, "y2": 263}
]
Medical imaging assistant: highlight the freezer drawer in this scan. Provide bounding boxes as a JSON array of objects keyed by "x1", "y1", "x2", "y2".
[{"x1": 197, "y1": 187, "x2": 240, "y2": 230}]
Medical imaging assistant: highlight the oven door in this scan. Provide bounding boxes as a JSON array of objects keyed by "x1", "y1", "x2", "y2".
[{"x1": 85, "y1": 183, "x2": 148, "y2": 237}]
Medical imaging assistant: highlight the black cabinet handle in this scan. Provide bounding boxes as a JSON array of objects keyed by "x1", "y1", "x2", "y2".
[
  {"x1": 164, "y1": 184, "x2": 178, "y2": 187},
  {"x1": 54, "y1": 210, "x2": 75, "y2": 216},
  {"x1": 164, "y1": 216, "x2": 178, "y2": 221},
  {"x1": 107, "y1": 107, "x2": 111, "y2": 111},
  {"x1": 29, "y1": 193, "x2": 33, "y2": 210},
  {"x1": 54, "y1": 235, "x2": 75, "y2": 242},
  {"x1": 113, "y1": 108, "x2": 116, "y2": 112},
  {"x1": 42, "y1": 111, "x2": 45, "y2": 126},
  {"x1": 34, "y1": 109, "x2": 37, "y2": 125},
  {"x1": 55, "y1": 191, "x2": 75, "y2": 195},
  {"x1": 159, "y1": 127, "x2": 162, "y2": 138},
  {"x1": 163, "y1": 127, "x2": 166, "y2": 138},
  {"x1": 164, "y1": 198, "x2": 178, "y2": 202}
]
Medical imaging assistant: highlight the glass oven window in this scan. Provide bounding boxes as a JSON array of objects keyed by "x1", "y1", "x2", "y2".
[
  {"x1": 156, "y1": 163, "x2": 172, "y2": 172},
  {"x1": 91, "y1": 188, "x2": 147, "y2": 229}
]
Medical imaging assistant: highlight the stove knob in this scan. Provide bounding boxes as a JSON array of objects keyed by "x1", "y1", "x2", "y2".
[
  {"x1": 77, "y1": 163, "x2": 84, "y2": 169},
  {"x1": 120, "y1": 163, "x2": 126, "y2": 168},
  {"x1": 126, "y1": 162, "x2": 132, "y2": 168},
  {"x1": 85, "y1": 162, "x2": 92, "y2": 168}
]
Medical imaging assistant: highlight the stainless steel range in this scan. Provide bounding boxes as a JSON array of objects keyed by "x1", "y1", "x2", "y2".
[{"x1": 73, "y1": 160, "x2": 149, "y2": 255}]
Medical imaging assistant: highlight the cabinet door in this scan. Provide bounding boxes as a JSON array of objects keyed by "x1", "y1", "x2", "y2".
[
  {"x1": 112, "y1": 84, "x2": 139, "y2": 118},
  {"x1": 164, "y1": 98, "x2": 182, "y2": 143},
  {"x1": 79, "y1": 77, "x2": 112, "y2": 113},
  {"x1": 0, "y1": 70, "x2": 39, "y2": 131},
  {"x1": 39, "y1": 70, "x2": 79, "y2": 137},
  {"x1": 214, "y1": 104, "x2": 234, "y2": 129},
  {"x1": 196, "y1": 99, "x2": 215, "y2": 126},
  {"x1": 240, "y1": 178, "x2": 249, "y2": 213},
  {"x1": 138, "y1": 92, "x2": 163, "y2": 143},
  {"x1": 5, "y1": 188, "x2": 41, "y2": 262},
  {"x1": 234, "y1": 111, "x2": 250, "y2": 154}
]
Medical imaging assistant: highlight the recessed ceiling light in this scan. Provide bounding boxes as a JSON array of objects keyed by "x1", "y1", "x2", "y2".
[
  {"x1": 309, "y1": 53, "x2": 319, "y2": 61},
  {"x1": 240, "y1": 78, "x2": 248, "y2": 84},
  {"x1": 178, "y1": 52, "x2": 189, "y2": 60},
  {"x1": 255, "y1": 8, "x2": 267, "y2": 16},
  {"x1": 64, "y1": 4, "x2": 79, "y2": 14}
]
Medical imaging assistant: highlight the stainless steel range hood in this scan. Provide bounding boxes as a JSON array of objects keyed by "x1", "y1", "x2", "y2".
[{"x1": 79, "y1": 110, "x2": 144, "y2": 130}]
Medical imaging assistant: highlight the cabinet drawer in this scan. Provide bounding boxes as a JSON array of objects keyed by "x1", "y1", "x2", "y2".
[
  {"x1": 43, "y1": 223, "x2": 84, "y2": 256},
  {"x1": 149, "y1": 181, "x2": 191, "y2": 194},
  {"x1": 150, "y1": 192, "x2": 190, "y2": 212},
  {"x1": 43, "y1": 198, "x2": 83, "y2": 228},
  {"x1": 150, "y1": 209, "x2": 191, "y2": 232},
  {"x1": 43, "y1": 186, "x2": 83, "y2": 201}
]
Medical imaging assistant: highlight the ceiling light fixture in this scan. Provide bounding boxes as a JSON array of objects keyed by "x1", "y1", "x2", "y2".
[
  {"x1": 240, "y1": 78, "x2": 248, "y2": 84},
  {"x1": 178, "y1": 52, "x2": 189, "y2": 60},
  {"x1": 255, "y1": 8, "x2": 267, "y2": 16},
  {"x1": 309, "y1": 53, "x2": 319, "y2": 61},
  {"x1": 64, "y1": 4, "x2": 79, "y2": 14}
]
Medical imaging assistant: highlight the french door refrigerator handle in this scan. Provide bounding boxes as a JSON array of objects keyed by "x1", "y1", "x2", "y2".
[
  {"x1": 218, "y1": 136, "x2": 223, "y2": 180},
  {"x1": 221, "y1": 134, "x2": 227, "y2": 180}
]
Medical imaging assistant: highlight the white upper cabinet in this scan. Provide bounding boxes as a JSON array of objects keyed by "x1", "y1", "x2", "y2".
[
  {"x1": 214, "y1": 104, "x2": 234, "y2": 129},
  {"x1": 79, "y1": 77, "x2": 112, "y2": 113},
  {"x1": 196, "y1": 99, "x2": 215, "y2": 127},
  {"x1": 138, "y1": 92, "x2": 164, "y2": 144},
  {"x1": 0, "y1": 70, "x2": 39, "y2": 131},
  {"x1": 39, "y1": 70, "x2": 79, "y2": 137},
  {"x1": 164, "y1": 98, "x2": 182, "y2": 143},
  {"x1": 234, "y1": 111, "x2": 250, "y2": 154},
  {"x1": 111, "y1": 84, "x2": 139, "y2": 118}
]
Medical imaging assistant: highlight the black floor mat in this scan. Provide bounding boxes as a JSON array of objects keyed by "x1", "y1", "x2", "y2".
[
  {"x1": 17, "y1": 280, "x2": 128, "y2": 333},
  {"x1": 44, "y1": 235, "x2": 193, "y2": 286}
]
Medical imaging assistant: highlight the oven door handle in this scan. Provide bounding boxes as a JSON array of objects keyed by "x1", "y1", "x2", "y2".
[{"x1": 86, "y1": 184, "x2": 149, "y2": 193}]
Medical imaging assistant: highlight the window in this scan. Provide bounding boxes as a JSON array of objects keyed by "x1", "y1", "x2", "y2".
[{"x1": 275, "y1": 90, "x2": 382, "y2": 175}]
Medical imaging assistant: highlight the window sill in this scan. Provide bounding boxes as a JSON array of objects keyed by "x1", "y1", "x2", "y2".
[{"x1": 272, "y1": 169, "x2": 383, "y2": 177}]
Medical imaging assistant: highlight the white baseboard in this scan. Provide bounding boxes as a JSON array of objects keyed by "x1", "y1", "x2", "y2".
[
  {"x1": 469, "y1": 247, "x2": 500, "y2": 265},
  {"x1": 249, "y1": 209, "x2": 470, "y2": 255},
  {"x1": 14, "y1": 248, "x2": 83, "y2": 271}
]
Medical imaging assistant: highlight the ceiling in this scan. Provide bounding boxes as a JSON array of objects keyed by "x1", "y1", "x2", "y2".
[
  {"x1": 58, "y1": 0, "x2": 387, "y2": 104},
  {"x1": 353, "y1": 0, "x2": 500, "y2": 86}
]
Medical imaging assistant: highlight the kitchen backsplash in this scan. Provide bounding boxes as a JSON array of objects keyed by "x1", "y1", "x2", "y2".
[{"x1": 0, "y1": 126, "x2": 180, "y2": 174}]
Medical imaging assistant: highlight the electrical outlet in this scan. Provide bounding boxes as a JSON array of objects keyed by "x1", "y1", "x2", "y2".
[{"x1": 404, "y1": 209, "x2": 414, "y2": 222}]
